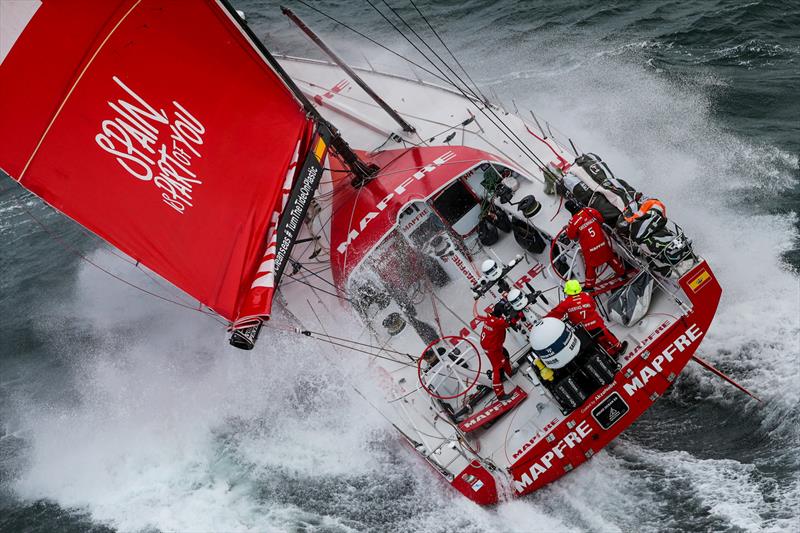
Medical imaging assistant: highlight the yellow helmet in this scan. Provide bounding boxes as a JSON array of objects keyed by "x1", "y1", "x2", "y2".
[{"x1": 564, "y1": 279, "x2": 582, "y2": 295}]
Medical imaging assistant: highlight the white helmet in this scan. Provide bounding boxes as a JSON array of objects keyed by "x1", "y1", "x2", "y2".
[
  {"x1": 507, "y1": 288, "x2": 528, "y2": 311},
  {"x1": 529, "y1": 317, "x2": 580, "y2": 369},
  {"x1": 481, "y1": 259, "x2": 502, "y2": 281}
]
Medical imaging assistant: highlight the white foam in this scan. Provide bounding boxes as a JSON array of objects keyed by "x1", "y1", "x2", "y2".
[{"x1": 7, "y1": 20, "x2": 800, "y2": 533}]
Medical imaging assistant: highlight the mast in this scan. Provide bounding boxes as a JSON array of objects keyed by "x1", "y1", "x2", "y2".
[
  {"x1": 281, "y1": 6, "x2": 416, "y2": 134},
  {"x1": 218, "y1": 0, "x2": 378, "y2": 182},
  {"x1": 217, "y1": 1, "x2": 380, "y2": 347}
]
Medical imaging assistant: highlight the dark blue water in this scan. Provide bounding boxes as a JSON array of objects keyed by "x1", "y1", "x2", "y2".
[{"x1": 2, "y1": 1, "x2": 798, "y2": 531}]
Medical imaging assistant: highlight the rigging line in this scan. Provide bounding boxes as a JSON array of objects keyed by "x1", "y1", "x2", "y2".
[
  {"x1": 330, "y1": 158, "x2": 486, "y2": 186},
  {"x1": 272, "y1": 265, "x2": 329, "y2": 288},
  {"x1": 304, "y1": 298, "x2": 415, "y2": 433},
  {"x1": 501, "y1": 385, "x2": 527, "y2": 463},
  {"x1": 419, "y1": 274, "x2": 446, "y2": 338},
  {"x1": 372, "y1": 0, "x2": 471, "y2": 94},
  {"x1": 295, "y1": 75, "x2": 470, "y2": 130},
  {"x1": 371, "y1": 326, "x2": 407, "y2": 366},
  {"x1": 305, "y1": 330, "x2": 416, "y2": 358},
  {"x1": 292, "y1": 76, "x2": 462, "y2": 136},
  {"x1": 349, "y1": 384, "x2": 417, "y2": 441},
  {"x1": 364, "y1": 0, "x2": 469, "y2": 96},
  {"x1": 313, "y1": 336, "x2": 419, "y2": 368},
  {"x1": 302, "y1": 330, "x2": 475, "y2": 386},
  {"x1": 134, "y1": 261, "x2": 205, "y2": 310},
  {"x1": 373, "y1": 0, "x2": 548, "y2": 172},
  {"x1": 423, "y1": 120, "x2": 473, "y2": 143},
  {"x1": 290, "y1": 275, "x2": 350, "y2": 302},
  {"x1": 293, "y1": 261, "x2": 340, "y2": 291},
  {"x1": 12, "y1": 194, "x2": 226, "y2": 322},
  {"x1": 388, "y1": 383, "x2": 425, "y2": 403},
  {"x1": 407, "y1": 0, "x2": 487, "y2": 102},
  {"x1": 340, "y1": 176, "x2": 366, "y2": 277},
  {"x1": 9, "y1": 184, "x2": 145, "y2": 270},
  {"x1": 370, "y1": 132, "x2": 402, "y2": 154},
  {"x1": 292, "y1": 235, "x2": 320, "y2": 266},
  {"x1": 63, "y1": 221, "x2": 219, "y2": 317},
  {"x1": 400, "y1": 5, "x2": 549, "y2": 173},
  {"x1": 287, "y1": 7, "x2": 527, "y2": 205},
  {"x1": 303, "y1": 299, "x2": 442, "y2": 375},
  {"x1": 294, "y1": 0, "x2": 452, "y2": 86}
]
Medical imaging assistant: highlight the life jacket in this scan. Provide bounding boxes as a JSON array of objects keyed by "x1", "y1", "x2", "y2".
[{"x1": 624, "y1": 198, "x2": 666, "y2": 223}]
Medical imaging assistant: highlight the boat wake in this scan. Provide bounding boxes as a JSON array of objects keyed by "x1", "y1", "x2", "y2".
[{"x1": 4, "y1": 8, "x2": 799, "y2": 533}]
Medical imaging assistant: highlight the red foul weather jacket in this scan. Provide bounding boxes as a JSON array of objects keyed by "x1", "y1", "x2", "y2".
[
  {"x1": 566, "y1": 207, "x2": 615, "y2": 267},
  {"x1": 545, "y1": 293, "x2": 604, "y2": 330},
  {"x1": 481, "y1": 315, "x2": 513, "y2": 397},
  {"x1": 480, "y1": 315, "x2": 507, "y2": 357}
]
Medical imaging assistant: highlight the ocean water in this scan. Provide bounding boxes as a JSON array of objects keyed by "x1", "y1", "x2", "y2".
[{"x1": 1, "y1": 1, "x2": 798, "y2": 532}]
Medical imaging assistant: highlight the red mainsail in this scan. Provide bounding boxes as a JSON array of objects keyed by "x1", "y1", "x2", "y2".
[{"x1": 0, "y1": 0, "x2": 314, "y2": 321}]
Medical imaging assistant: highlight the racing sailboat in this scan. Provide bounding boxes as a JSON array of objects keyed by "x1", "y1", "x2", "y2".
[{"x1": 0, "y1": 0, "x2": 723, "y2": 505}]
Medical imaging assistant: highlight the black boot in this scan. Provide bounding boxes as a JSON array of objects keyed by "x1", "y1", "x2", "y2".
[{"x1": 614, "y1": 341, "x2": 629, "y2": 358}]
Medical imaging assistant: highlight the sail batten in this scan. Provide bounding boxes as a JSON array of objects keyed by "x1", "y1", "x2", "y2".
[{"x1": 0, "y1": 0, "x2": 315, "y2": 322}]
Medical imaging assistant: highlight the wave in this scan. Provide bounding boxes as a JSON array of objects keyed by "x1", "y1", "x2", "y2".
[{"x1": 3, "y1": 2, "x2": 799, "y2": 531}]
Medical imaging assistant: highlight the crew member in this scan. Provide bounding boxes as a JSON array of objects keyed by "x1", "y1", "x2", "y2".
[
  {"x1": 563, "y1": 201, "x2": 625, "y2": 289},
  {"x1": 480, "y1": 303, "x2": 514, "y2": 400},
  {"x1": 545, "y1": 280, "x2": 627, "y2": 357}
]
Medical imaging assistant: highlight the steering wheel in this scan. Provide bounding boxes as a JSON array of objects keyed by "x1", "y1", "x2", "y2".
[
  {"x1": 417, "y1": 336, "x2": 482, "y2": 400},
  {"x1": 550, "y1": 228, "x2": 583, "y2": 282}
]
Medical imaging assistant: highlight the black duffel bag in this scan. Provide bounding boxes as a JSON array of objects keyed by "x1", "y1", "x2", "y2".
[
  {"x1": 491, "y1": 206, "x2": 512, "y2": 233},
  {"x1": 511, "y1": 217, "x2": 546, "y2": 253},
  {"x1": 478, "y1": 218, "x2": 499, "y2": 245}
]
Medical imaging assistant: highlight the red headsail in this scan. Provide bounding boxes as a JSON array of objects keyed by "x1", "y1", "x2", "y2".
[{"x1": 0, "y1": 0, "x2": 313, "y2": 321}]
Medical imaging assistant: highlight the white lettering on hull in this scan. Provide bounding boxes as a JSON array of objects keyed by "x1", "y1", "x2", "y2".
[
  {"x1": 513, "y1": 420, "x2": 592, "y2": 493},
  {"x1": 514, "y1": 323, "x2": 705, "y2": 495},
  {"x1": 622, "y1": 323, "x2": 703, "y2": 397},
  {"x1": 336, "y1": 151, "x2": 456, "y2": 254}
]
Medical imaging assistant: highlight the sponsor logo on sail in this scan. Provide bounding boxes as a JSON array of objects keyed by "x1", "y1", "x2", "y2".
[{"x1": 95, "y1": 76, "x2": 206, "y2": 214}]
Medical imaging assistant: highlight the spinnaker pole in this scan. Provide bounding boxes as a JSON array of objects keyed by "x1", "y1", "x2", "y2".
[
  {"x1": 691, "y1": 355, "x2": 762, "y2": 402},
  {"x1": 282, "y1": 6, "x2": 416, "y2": 134},
  {"x1": 219, "y1": 0, "x2": 378, "y2": 182}
]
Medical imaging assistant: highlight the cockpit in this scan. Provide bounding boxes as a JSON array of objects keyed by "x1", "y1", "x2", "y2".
[{"x1": 347, "y1": 160, "x2": 543, "y2": 344}]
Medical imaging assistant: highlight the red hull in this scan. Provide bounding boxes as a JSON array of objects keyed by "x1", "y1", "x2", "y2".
[{"x1": 450, "y1": 261, "x2": 721, "y2": 504}]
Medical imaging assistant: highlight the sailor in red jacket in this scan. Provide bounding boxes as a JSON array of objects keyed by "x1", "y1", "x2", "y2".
[
  {"x1": 545, "y1": 280, "x2": 627, "y2": 356},
  {"x1": 563, "y1": 201, "x2": 625, "y2": 289},
  {"x1": 480, "y1": 303, "x2": 514, "y2": 400}
]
